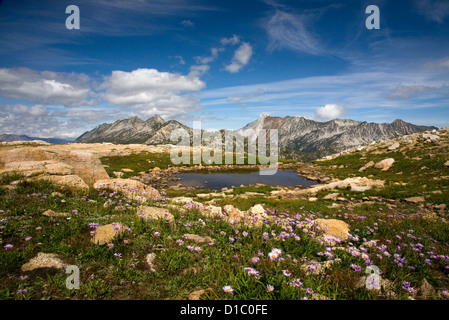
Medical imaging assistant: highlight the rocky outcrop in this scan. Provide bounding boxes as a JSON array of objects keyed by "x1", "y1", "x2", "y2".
[
  {"x1": 221, "y1": 203, "x2": 271, "y2": 227},
  {"x1": 93, "y1": 178, "x2": 161, "y2": 201},
  {"x1": 0, "y1": 145, "x2": 109, "y2": 190},
  {"x1": 90, "y1": 223, "x2": 128, "y2": 245},
  {"x1": 145, "y1": 253, "x2": 157, "y2": 272},
  {"x1": 42, "y1": 209, "x2": 70, "y2": 218},
  {"x1": 388, "y1": 142, "x2": 400, "y2": 151},
  {"x1": 1, "y1": 160, "x2": 74, "y2": 177},
  {"x1": 183, "y1": 233, "x2": 215, "y2": 245},
  {"x1": 37, "y1": 174, "x2": 90, "y2": 190},
  {"x1": 51, "y1": 150, "x2": 109, "y2": 185},
  {"x1": 359, "y1": 161, "x2": 374, "y2": 172},
  {"x1": 21, "y1": 252, "x2": 67, "y2": 272},
  {"x1": 137, "y1": 206, "x2": 174, "y2": 223},
  {"x1": 292, "y1": 176, "x2": 385, "y2": 195},
  {"x1": 315, "y1": 219, "x2": 350, "y2": 241},
  {"x1": 404, "y1": 196, "x2": 426, "y2": 204},
  {"x1": 374, "y1": 158, "x2": 395, "y2": 171}
]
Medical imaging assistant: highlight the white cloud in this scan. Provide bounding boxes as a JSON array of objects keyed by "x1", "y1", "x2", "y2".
[
  {"x1": 220, "y1": 34, "x2": 241, "y2": 46},
  {"x1": 188, "y1": 64, "x2": 210, "y2": 78},
  {"x1": 194, "y1": 47, "x2": 222, "y2": 65},
  {"x1": 0, "y1": 104, "x2": 87, "y2": 139},
  {"x1": 189, "y1": 47, "x2": 224, "y2": 77},
  {"x1": 225, "y1": 42, "x2": 253, "y2": 73},
  {"x1": 100, "y1": 68, "x2": 205, "y2": 119},
  {"x1": 0, "y1": 68, "x2": 91, "y2": 107},
  {"x1": 314, "y1": 104, "x2": 346, "y2": 121},
  {"x1": 101, "y1": 68, "x2": 204, "y2": 94},
  {"x1": 6, "y1": 104, "x2": 48, "y2": 117},
  {"x1": 265, "y1": 10, "x2": 321, "y2": 55}
]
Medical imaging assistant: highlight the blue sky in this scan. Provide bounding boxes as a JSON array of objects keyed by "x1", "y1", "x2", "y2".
[{"x1": 0, "y1": 0, "x2": 448, "y2": 139}]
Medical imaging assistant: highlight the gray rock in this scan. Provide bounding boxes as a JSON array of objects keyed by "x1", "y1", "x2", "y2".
[
  {"x1": 145, "y1": 253, "x2": 157, "y2": 272},
  {"x1": 374, "y1": 158, "x2": 395, "y2": 171},
  {"x1": 350, "y1": 185, "x2": 372, "y2": 192},
  {"x1": 183, "y1": 234, "x2": 215, "y2": 245},
  {"x1": 418, "y1": 279, "x2": 436, "y2": 298},
  {"x1": 388, "y1": 142, "x2": 400, "y2": 151},
  {"x1": 404, "y1": 196, "x2": 426, "y2": 204},
  {"x1": 21, "y1": 252, "x2": 67, "y2": 272},
  {"x1": 91, "y1": 223, "x2": 127, "y2": 245},
  {"x1": 359, "y1": 161, "x2": 375, "y2": 172},
  {"x1": 421, "y1": 133, "x2": 440, "y2": 142},
  {"x1": 42, "y1": 209, "x2": 70, "y2": 218},
  {"x1": 137, "y1": 206, "x2": 174, "y2": 223},
  {"x1": 323, "y1": 192, "x2": 339, "y2": 200}
]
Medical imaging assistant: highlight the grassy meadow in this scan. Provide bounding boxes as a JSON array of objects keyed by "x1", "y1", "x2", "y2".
[{"x1": 1, "y1": 171, "x2": 448, "y2": 300}]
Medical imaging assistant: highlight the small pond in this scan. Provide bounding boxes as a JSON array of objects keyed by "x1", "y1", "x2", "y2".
[{"x1": 167, "y1": 169, "x2": 318, "y2": 190}]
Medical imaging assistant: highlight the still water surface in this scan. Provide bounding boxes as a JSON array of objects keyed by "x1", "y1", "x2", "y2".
[{"x1": 168, "y1": 169, "x2": 318, "y2": 190}]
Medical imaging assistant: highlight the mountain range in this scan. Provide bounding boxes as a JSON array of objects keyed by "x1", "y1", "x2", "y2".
[
  {"x1": 0, "y1": 134, "x2": 73, "y2": 145},
  {"x1": 74, "y1": 115, "x2": 192, "y2": 145},
  {"x1": 74, "y1": 113, "x2": 438, "y2": 161}
]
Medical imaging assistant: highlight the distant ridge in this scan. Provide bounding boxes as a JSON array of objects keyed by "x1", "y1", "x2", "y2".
[
  {"x1": 74, "y1": 114, "x2": 438, "y2": 161},
  {"x1": 0, "y1": 133, "x2": 73, "y2": 144}
]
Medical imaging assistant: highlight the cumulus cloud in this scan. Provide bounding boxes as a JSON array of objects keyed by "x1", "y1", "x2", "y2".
[
  {"x1": 52, "y1": 106, "x2": 124, "y2": 124},
  {"x1": 314, "y1": 104, "x2": 346, "y2": 121},
  {"x1": 0, "y1": 68, "x2": 91, "y2": 107},
  {"x1": 0, "y1": 103, "x2": 87, "y2": 139},
  {"x1": 0, "y1": 67, "x2": 209, "y2": 138},
  {"x1": 225, "y1": 42, "x2": 253, "y2": 73},
  {"x1": 100, "y1": 68, "x2": 205, "y2": 119},
  {"x1": 5, "y1": 104, "x2": 48, "y2": 117}
]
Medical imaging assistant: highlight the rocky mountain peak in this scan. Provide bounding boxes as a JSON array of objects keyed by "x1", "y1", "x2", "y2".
[
  {"x1": 75, "y1": 113, "x2": 437, "y2": 161},
  {"x1": 146, "y1": 114, "x2": 165, "y2": 124}
]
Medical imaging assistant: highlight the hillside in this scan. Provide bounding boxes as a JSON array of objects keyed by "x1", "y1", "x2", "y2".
[{"x1": 303, "y1": 127, "x2": 449, "y2": 209}]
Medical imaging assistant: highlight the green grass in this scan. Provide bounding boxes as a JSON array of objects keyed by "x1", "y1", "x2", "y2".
[
  {"x1": 100, "y1": 151, "x2": 175, "y2": 178},
  {"x1": 100, "y1": 150, "x2": 294, "y2": 179},
  {"x1": 312, "y1": 138, "x2": 449, "y2": 206},
  {"x1": 1, "y1": 175, "x2": 448, "y2": 300}
]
